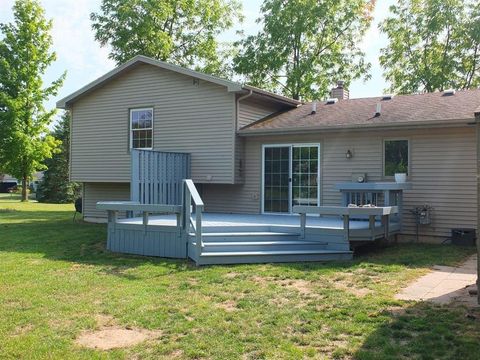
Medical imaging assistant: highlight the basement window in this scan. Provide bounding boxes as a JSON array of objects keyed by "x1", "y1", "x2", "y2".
[
  {"x1": 384, "y1": 139, "x2": 409, "y2": 176},
  {"x1": 130, "y1": 108, "x2": 153, "y2": 149}
]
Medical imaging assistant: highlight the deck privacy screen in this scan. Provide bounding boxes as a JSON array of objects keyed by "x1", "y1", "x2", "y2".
[{"x1": 131, "y1": 149, "x2": 190, "y2": 205}]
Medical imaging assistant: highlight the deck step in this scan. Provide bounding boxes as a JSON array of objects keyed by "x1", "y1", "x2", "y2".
[
  {"x1": 192, "y1": 239, "x2": 328, "y2": 253},
  {"x1": 195, "y1": 249, "x2": 353, "y2": 265},
  {"x1": 202, "y1": 240, "x2": 327, "y2": 246},
  {"x1": 190, "y1": 231, "x2": 301, "y2": 243},
  {"x1": 201, "y1": 249, "x2": 348, "y2": 256}
]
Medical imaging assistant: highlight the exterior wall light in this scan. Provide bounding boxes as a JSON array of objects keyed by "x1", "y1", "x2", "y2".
[{"x1": 346, "y1": 149, "x2": 353, "y2": 159}]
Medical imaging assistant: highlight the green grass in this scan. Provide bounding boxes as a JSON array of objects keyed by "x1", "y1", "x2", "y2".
[{"x1": 0, "y1": 193, "x2": 478, "y2": 359}]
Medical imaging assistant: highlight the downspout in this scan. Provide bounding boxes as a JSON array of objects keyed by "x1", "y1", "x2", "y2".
[
  {"x1": 235, "y1": 90, "x2": 253, "y2": 182},
  {"x1": 476, "y1": 112, "x2": 480, "y2": 305},
  {"x1": 236, "y1": 89, "x2": 253, "y2": 129}
]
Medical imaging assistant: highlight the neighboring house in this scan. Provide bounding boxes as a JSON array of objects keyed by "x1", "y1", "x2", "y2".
[
  {"x1": 0, "y1": 172, "x2": 44, "y2": 193},
  {"x1": 57, "y1": 55, "x2": 479, "y2": 244}
]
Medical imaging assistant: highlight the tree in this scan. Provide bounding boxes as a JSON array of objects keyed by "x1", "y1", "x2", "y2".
[
  {"x1": 232, "y1": 0, "x2": 375, "y2": 100},
  {"x1": 37, "y1": 112, "x2": 80, "y2": 203},
  {"x1": 0, "y1": 0, "x2": 65, "y2": 201},
  {"x1": 379, "y1": 0, "x2": 480, "y2": 94},
  {"x1": 90, "y1": 0, "x2": 243, "y2": 75}
]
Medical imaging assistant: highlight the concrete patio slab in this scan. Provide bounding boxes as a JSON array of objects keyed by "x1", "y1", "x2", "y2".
[{"x1": 395, "y1": 254, "x2": 478, "y2": 306}]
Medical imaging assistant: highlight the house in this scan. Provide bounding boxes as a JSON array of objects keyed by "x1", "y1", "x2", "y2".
[
  {"x1": 57, "y1": 55, "x2": 479, "y2": 258},
  {"x1": 0, "y1": 171, "x2": 44, "y2": 193}
]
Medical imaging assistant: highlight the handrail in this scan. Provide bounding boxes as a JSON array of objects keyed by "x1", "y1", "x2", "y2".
[
  {"x1": 293, "y1": 205, "x2": 398, "y2": 216},
  {"x1": 97, "y1": 201, "x2": 182, "y2": 213},
  {"x1": 184, "y1": 179, "x2": 204, "y2": 207},
  {"x1": 182, "y1": 179, "x2": 204, "y2": 261},
  {"x1": 96, "y1": 201, "x2": 182, "y2": 229},
  {"x1": 293, "y1": 205, "x2": 398, "y2": 241}
]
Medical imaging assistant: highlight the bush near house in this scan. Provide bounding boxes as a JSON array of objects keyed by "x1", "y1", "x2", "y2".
[{"x1": 37, "y1": 112, "x2": 80, "y2": 203}]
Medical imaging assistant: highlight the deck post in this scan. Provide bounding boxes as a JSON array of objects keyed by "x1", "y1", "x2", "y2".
[
  {"x1": 196, "y1": 205, "x2": 203, "y2": 257},
  {"x1": 369, "y1": 215, "x2": 376, "y2": 240},
  {"x1": 107, "y1": 210, "x2": 117, "y2": 231},
  {"x1": 382, "y1": 214, "x2": 389, "y2": 239},
  {"x1": 343, "y1": 214, "x2": 350, "y2": 242},
  {"x1": 300, "y1": 212, "x2": 306, "y2": 239},
  {"x1": 185, "y1": 189, "x2": 191, "y2": 231}
]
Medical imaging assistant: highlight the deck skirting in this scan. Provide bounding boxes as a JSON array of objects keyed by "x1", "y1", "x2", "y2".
[{"x1": 107, "y1": 223, "x2": 188, "y2": 258}]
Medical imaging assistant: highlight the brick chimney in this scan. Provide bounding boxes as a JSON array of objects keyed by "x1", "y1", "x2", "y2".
[{"x1": 330, "y1": 80, "x2": 349, "y2": 100}]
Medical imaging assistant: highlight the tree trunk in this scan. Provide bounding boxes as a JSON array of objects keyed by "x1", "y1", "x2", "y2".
[{"x1": 21, "y1": 175, "x2": 28, "y2": 202}]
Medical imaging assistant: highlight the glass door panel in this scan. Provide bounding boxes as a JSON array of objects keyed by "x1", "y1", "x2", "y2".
[
  {"x1": 292, "y1": 145, "x2": 319, "y2": 207},
  {"x1": 263, "y1": 146, "x2": 290, "y2": 213}
]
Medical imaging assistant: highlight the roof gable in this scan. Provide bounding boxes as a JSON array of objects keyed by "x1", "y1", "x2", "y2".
[
  {"x1": 57, "y1": 56, "x2": 300, "y2": 109},
  {"x1": 57, "y1": 56, "x2": 242, "y2": 108}
]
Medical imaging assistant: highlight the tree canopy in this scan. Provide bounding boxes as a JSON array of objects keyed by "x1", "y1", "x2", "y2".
[
  {"x1": 0, "y1": 0, "x2": 65, "y2": 201},
  {"x1": 232, "y1": 0, "x2": 375, "y2": 100},
  {"x1": 37, "y1": 112, "x2": 80, "y2": 204},
  {"x1": 380, "y1": 0, "x2": 480, "y2": 94},
  {"x1": 91, "y1": 0, "x2": 243, "y2": 75}
]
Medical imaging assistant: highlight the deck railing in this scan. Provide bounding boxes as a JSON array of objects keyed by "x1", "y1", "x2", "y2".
[
  {"x1": 182, "y1": 179, "x2": 204, "y2": 258},
  {"x1": 97, "y1": 201, "x2": 183, "y2": 228},
  {"x1": 293, "y1": 205, "x2": 398, "y2": 241}
]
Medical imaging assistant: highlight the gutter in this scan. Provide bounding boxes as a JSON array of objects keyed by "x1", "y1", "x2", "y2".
[{"x1": 237, "y1": 118, "x2": 476, "y2": 137}]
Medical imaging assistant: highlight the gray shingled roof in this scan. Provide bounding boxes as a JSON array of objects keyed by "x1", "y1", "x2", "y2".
[{"x1": 240, "y1": 89, "x2": 480, "y2": 134}]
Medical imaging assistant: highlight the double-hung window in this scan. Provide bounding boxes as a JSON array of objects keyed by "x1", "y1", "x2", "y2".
[
  {"x1": 384, "y1": 139, "x2": 409, "y2": 176},
  {"x1": 130, "y1": 108, "x2": 153, "y2": 149}
]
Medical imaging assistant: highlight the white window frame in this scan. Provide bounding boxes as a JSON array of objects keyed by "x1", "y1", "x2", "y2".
[
  {"x1": 130, "y1": 108, "x2": 154, "y2": 150},
  {"x1": 383, "y1": 138, "x2": 410, "y2": 178},
  {"x1": 261, "y1": 143, "x2": 321, "y2": 214}
]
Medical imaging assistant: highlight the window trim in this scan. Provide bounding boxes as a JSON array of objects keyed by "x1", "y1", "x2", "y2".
[
  {"x1": 383, "y1": 138, "x2": 410, "y2": 178},
  {"x1": 129, "y1": 108, "x2": 154, "y2": 150}
]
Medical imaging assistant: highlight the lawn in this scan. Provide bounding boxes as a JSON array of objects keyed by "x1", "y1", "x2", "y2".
[{"x1": 0, "y1": 193, "x2": 478, "y2": 359}]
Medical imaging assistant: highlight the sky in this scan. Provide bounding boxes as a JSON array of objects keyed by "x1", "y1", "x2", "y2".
[{"x1": 0, "y1": 0, "x2": 394, "y2": 115}]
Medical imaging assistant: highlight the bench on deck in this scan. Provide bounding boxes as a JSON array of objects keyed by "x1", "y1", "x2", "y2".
[{"x1": 294, "y1": 205, "x2": 399, "y2": 242}]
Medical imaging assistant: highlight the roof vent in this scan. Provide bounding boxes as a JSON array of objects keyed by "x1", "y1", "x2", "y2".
[
  {"x1": 443, "y1": 89, "x2": 456, "y2": 96},
  {"x1": 311, "y1": 101, "x2": 317, "y2": 114},
  {"x1": 326, "y1": 98, "x2": 338, "y2": 105},
  {"x1": 375, "y1": 103, "x2": 381, "y2": 117},
  {"x1": 382, "y1": 94, "x2": 394, "y2": 100}
]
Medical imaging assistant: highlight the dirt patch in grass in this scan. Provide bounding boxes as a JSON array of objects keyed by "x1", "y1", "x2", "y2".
[
  {"x1": 12, "y1": 324, "x2": 34, "y2": 336},
  {"x1": 75, "y1": 314, "x2": 162, "y2": 350},
  {"x1": 215, "y1": 300, "x2": 238, "y2": 312},
  {"x1": 251, "y1": 276, "x2": 315, "y2": 296},
  {"x1": 223, "y1": 272, "x2": 241, "y2": 279},
  {"x1": 330, "y1": 273, "x2": 374, "y2": 298}
]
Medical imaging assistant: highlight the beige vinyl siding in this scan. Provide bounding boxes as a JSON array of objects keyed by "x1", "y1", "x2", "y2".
[
  {"x1": 83, "y1": 182, "x2": 130, "y2": 220},
  {"x1": 237, "y1": 97, "x2": 282, "y2": 129},
  {"x1": 71, "y1": 63, "x2": 235, "y2": 184},
  {"x1": 234, "y1": 97, "x2": 284, "y2": 183},
  {"x1": 203, "y1": 126, "x2": 476, "y2": 240}
]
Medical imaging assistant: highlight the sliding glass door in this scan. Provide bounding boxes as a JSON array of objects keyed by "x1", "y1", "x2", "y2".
[
  {"x1": 262, "y1": 144, "x2": 320, "y2": 213},
  {"x1": 263, "y1": 146, "x2": 290, "y2": 213}
]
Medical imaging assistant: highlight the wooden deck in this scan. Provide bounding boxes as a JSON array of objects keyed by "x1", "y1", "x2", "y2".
[{"x1": 97, "y1": 180, "x2": 402, "y2": 265}]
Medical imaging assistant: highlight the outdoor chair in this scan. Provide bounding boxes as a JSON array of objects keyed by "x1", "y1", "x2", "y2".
[{"x1": 73, "y1": 198, "x2": 82, "y2": 222}]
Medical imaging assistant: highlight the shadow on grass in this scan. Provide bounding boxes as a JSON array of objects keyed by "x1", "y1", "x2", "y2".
[
  {"x1": 0, "y1": 210, "x2": 195, "y2": 276},
  {"x1": 354, "y1": 301, "x2": 480, "y2": 359}
]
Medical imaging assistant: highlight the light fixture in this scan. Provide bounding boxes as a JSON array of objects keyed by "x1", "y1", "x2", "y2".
[{"x1": 346, "y1": 149, "x2": 353, "y2": 159}]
